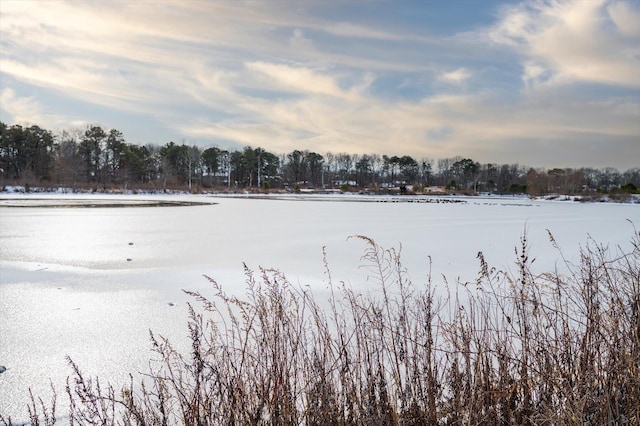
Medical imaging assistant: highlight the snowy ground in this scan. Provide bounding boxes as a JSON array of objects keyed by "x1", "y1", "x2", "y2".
[{"x1": 0, "y1": 192, "x2": 637, "y2": 421}]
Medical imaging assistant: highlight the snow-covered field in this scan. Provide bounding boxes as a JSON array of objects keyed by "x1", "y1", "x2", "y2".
[{"x1": 0, "y1": 193, "x2": 637, "y2": 421}]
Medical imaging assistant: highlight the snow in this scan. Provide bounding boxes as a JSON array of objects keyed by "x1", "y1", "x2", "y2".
[{"x1": 0, "y1": 193, "x2": 637, "y2": 421}]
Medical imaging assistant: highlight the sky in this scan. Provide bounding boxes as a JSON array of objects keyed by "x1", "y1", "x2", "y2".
[{"x1": 0, "y1": 0, "x2": 639, "y2": 170}]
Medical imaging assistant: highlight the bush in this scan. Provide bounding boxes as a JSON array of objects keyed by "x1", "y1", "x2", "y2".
[
  {"x1": 5, "y1": 229, "x2": 640, "y2": 425},
  {"x1": 620, "y1": 183, "x2": 638, "y2": 194},
  {"x1": 509, "y1": 183, "x2": 527, "y2": 193}
]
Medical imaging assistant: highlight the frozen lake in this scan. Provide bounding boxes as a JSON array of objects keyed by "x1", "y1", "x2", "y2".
[{"x1": 0, "y1": 193, "x2": 637, "y2": 421}]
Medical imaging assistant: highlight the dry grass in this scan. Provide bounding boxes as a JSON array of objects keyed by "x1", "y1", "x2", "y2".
[{"x1": 3, "y1": 227, "x2": 639, "y2": 425}]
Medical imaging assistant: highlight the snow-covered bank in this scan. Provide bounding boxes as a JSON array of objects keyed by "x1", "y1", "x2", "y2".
[{"x1": 3, "y1": 184, "x2": 639, "y2": 203}]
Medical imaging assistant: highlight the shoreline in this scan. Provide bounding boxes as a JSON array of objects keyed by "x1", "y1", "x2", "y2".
[{"x1": 1, "y1": 185, "x2": 638, "y2": 205}]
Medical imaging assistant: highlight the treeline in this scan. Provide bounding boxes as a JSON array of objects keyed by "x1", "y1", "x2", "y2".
[{"x1": 1, "y1": 122, "x2": 638, "y2": 195}]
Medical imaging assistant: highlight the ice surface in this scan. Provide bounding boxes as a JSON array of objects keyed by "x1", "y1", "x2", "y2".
[{"x1": 0, "y1": 193, "x2": 637, "y2": 420}]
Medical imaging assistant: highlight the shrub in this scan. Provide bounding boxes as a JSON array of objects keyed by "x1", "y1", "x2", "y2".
[{"x1": 620, "y1": 183, "x2": 638, "y2": 194}]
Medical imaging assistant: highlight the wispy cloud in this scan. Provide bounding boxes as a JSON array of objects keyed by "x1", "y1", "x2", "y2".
[
  {"x1": 489, "y1": 0, "x2": 640, "y2": 89},
  {"x1": 608, "y1": 1, "x2": 640, "y2": 37},
  {"x1": 0, "y1": 88, "x2": 90, "y2": 129},
  {"x1": 0, "y1": 88, "x2": 44, "y2": 124},
  {"x1": 246, "y1": 62, "x2": 348, "y2": 99},
  {"x1": 0, "y1": 0, "x2": 638, "y2": 169},
  {"x1": 438, "y1": 68, "x2": 471, "y2": 85}
]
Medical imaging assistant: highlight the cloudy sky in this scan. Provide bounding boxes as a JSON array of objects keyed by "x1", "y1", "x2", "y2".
[{"x1": 1, "y1": 0, "x2": 638, "y2": 169}]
